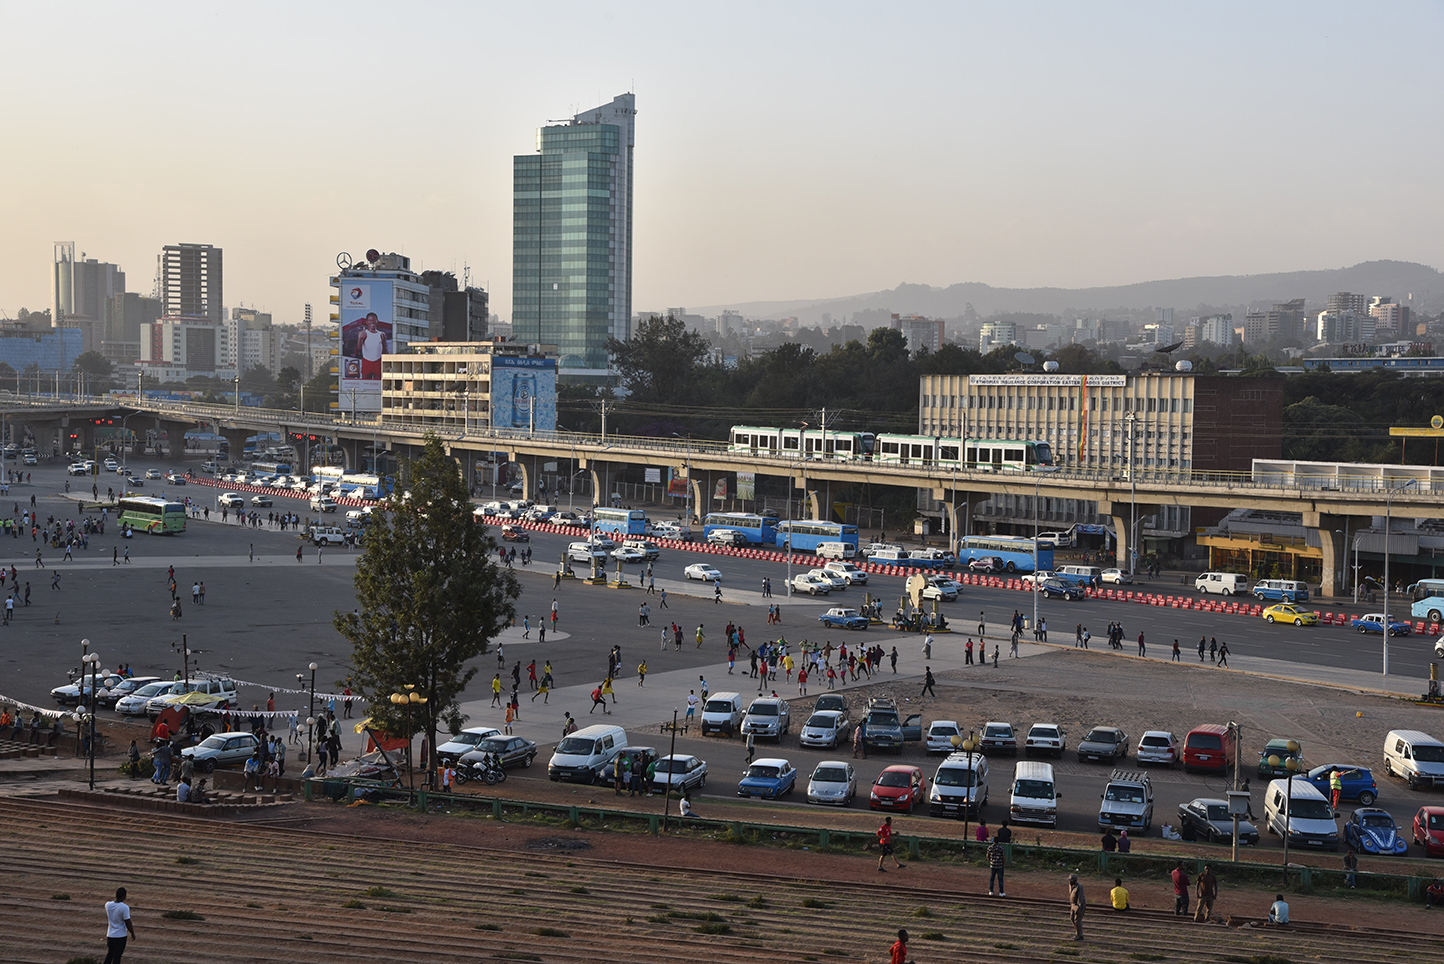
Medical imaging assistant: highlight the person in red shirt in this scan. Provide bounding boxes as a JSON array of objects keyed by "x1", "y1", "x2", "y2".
[
  {"x1": 877, "y1": 815, "x2": 904, "y2": 872},
  {"x1": 890, "y1": 928, "x2": 912, "y2": 964}
]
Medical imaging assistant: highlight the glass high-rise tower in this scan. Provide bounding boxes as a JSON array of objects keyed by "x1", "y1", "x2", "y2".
[{"x1": 513, "y1": 93, "x2": 635, "y2": 384}]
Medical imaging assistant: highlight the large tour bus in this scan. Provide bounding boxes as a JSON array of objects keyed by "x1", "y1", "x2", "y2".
[
  {"x1": 251, "y1": 460, "x2": 293, "y2": 477},
  {"x1": 1410, "y1": 579, "x2": 1444, "y2": 624},
  {"x1": 775, "y1": 519, "x2": 860, "y2": 553},
  {"x1": 590, "y1": 507, "x2": 649, "y2": 537},
  {"x1": 957, "y1": 535, "x2": 1052, "y2": 573},
  {"x1": 117, "y1": 497, "x2": 187, "y2": 535},
  {"x1": 702, "y1": 511, "x2": 780, "y2": 547}
]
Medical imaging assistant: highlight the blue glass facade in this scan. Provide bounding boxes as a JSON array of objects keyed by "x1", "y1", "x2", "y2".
[
  {"x1": 0, "y1": 328, "x2": 83, "y2": 374},
  {"x1": 513, "y1": 94, "x2": 634, "y2": 381}
]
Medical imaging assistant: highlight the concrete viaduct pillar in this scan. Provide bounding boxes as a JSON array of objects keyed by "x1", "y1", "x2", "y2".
[
  {"x1": 154, "y1": 418, "x2": 192, "y2": 460},
  {"x1": 1098, "y1": 499, "x2": 1160, "y2": 572},
  {"x1": 930, "y1": 488, "x2": 992, "y2": 546},
  {"x1": 219, "y1": 429, "x2": 250, "y2": 466},
  {"x1": 1304, "y1": 512, "x2": 1353, "y2": 599}
]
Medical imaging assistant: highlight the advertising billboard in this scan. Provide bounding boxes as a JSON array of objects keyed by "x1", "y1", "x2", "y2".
[
  {"x1": 338, "y1": 280, "x2": 395, "y2": 414},
  {"x1": 490, "y1": 356, "x2": 557, "y2": 432}
]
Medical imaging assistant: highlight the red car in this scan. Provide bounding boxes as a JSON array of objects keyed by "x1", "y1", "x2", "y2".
[
  {"x1": 870, "y1": 765, "x2": 926, "y2": 812},
  {"x1": 1414, "y1": 806, "x2": 1444, "y2": 857}
]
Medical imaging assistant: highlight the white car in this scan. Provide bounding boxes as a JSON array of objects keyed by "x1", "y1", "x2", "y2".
[
  {"x1": 217, "y1": 493, "x2": 245, "y2": 508},
  {"x1": 67, "y1": 463, "x2": 89, "y2": 476},
  {"x1": 1020, "y1": 570, "x2": 1057, "y2": 587},
  {"x1": 824, "y1": 561, "x2": 868, "y2": 585},
  {"x1": 650, "y1": 521, "x2": 691, "y2": 541},
  {"x1": 807, "y1": 568, "x2": 847, "y2": 591},
  {"x1": 926, "y1": 720, "x2": 963, "y2": 754},
  {"x1": 790, "y1": 573, "x2": 832, "y2": 595},
  {"x1": 651, "y1": 753, "x2": 708, "y2": 793},
  {"x1": 1135, "y1": 730, "x2": 1181, "y2": 766},
  {"x1": 684, "y1": 563, "x2": 722, "y2": 582},
  {"x1": 1101, "y1": 568, "x2": 1133, "y2": 585},
  {"x1": 806, "y1": 760, "x2": 857, "y2": 806},
  {"x1": 1024, "y1": 723, "x2": 1067, "y2": 757},
  {"x1": 924, "y1": 575, "x2": 961, "y2": 600},
  {"x1": 610, "y1": 546, "x2": 647, "y2": 564},
  {"x1": 103, "y1": 459, "x2": 118, "y2": 471},
  {"x1": 115, "y1": 681, "x2": 177, "y2": 716},
  {"x1": 1036, "y1": 530, "x2": 1075, "y2": 548},
  {"x1": 437, "y1": 726, "x2": 503, "y2": 764}
]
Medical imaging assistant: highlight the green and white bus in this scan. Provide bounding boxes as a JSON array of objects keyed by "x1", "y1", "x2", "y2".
[{"x1": 117, "y1": 497, "x2": 187, "y2": 535}]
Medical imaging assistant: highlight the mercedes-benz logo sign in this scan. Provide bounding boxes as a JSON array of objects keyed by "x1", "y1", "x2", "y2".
[{"x1": 336, "y1": 252, "x2": 353, "y2": 270}]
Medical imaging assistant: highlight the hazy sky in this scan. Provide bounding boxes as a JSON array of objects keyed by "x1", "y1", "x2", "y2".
[{"x1": 2, "y1": 1, "x2": 1440, "y2": 324}]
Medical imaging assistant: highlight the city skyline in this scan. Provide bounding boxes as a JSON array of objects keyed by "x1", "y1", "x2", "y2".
[{"x1": 1, "y1": 2, "x2": 1441, "y2": 327}]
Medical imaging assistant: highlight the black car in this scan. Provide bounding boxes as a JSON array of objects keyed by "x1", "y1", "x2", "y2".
[
  {"x1": 1176, "y1": 797, "x2": 1260, "y2": 845},
  {"x1": 1077, "y1": 727, "x2": 1129, "y2": 762},
  {"x1": 603, "y1": 745, "x2": 658, "y2": 784},
  {"x1": 460, "y1": 736, "x2": 537, "y2": 770}
]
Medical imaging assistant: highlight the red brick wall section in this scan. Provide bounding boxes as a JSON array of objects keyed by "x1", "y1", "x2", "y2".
[{"x1": 1190, "y1": 375, "x2": 1283, "y2": 474}]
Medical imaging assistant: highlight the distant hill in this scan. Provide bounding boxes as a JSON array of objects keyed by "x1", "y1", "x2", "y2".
[{"x1": 692, "y1": 260, "x2": 1443, "y2": 324}]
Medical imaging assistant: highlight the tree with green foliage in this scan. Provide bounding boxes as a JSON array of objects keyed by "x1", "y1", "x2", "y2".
[
  {"x1": 332, "y1": 437, "x2": 520, "y2": 779},
  {"x1": 72, "y1": 351, "x2": 113, "y2": 378},
  {"x1": 607, "y1": 314, "x2": 713, "y2": 406}
]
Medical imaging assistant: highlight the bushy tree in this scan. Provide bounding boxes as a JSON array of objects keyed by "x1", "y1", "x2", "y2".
[{"x1": 333, "y1": 437, "x2": 520, "y2": 774}]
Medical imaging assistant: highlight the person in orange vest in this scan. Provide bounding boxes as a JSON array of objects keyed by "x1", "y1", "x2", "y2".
[{"x1": 1329, "y1": 769, "x2": 1343, "y2": 810}]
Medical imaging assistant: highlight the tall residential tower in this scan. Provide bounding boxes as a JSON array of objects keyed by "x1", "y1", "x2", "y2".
[{"x1": 513, "y1": 93, "x2": 635, "y2": 384}]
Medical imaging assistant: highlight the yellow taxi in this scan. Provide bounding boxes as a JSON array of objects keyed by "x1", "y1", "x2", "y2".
[{"x1": 1262, "y1": 603, "x2": 1319, "y2": 626}]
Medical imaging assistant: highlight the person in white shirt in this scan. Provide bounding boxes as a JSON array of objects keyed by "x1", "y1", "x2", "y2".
[
  {"x1": 103, "y1": 887, "x2": 137, "y2": 963},
  {"x1": 1268, "y1": 895, "x2": 1289, "y2": 924},
  {"x1": 176, "y1": 779, "x2": 191, "y2": 803},
  {"x1": 357, "y1": 314, "x2": 387, "y2": 379}
]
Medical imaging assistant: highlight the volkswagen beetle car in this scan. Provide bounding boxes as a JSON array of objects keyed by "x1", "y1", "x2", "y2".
[
  {"x1": 1351, "y1": 613, "x2": 1411, "y2": 636},
  {"x1": 1345, "y1": 808, "x2": 1409, "y2": 855}
]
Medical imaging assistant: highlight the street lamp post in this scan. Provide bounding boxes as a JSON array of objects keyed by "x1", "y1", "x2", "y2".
[
  {"x1": 662, "y1": 707, "x2": 679, "y2": 832},
  {"x1": 390, "y1": 686, "x2": 427, "y2": 794},
  {"x1": 305, "y1": 662, "x2": 318, "y2": 761},
  {"x1": 1382, "y1": 478, "x2": 1417, "y2": 677},
  {"x1": 78, "y1": 649, "x2": 99, "y2": 790},
  {"x1": 1032, "y1": 472, "x2": 1041, "y2": 633},
  {"x1": 671, "y1": 433, "x2": 692, "y2": 526},
  {"x1": 1275, "y1": 747, "x2": 1301, "y2": 886}
]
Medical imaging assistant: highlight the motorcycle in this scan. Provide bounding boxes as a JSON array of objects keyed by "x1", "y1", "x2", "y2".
[{"x1": 456, "y1": 752, "x2": 506, "y2": 786}]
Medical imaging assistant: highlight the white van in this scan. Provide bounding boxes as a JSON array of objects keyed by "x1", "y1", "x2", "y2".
[
  {"x1": 1057, "y1": 565, "x2": 1102, "y2": 588},
  {"x1": 1195, "y1": 572, "x2": 1248, "y2": 596},
  {"x1": 1009, "y1": 760, "x2": 1061, "y2": 828},
  {"x1": 547, "y1": 723, "x2": 628, "y2": 783},
  {"x1": 567, "y1": 541, "x2": 609, "y2": 564},
  {"x1": 929, "y1": 751, "x2": 989, "y2": 817},
  {"x1": 1383, "y1": 729, "x2": 1444, "y2": 789},
  {"x1": 1263, "y1": 776, "x2": 1340, "y2": 851},
  {"x1": 700, "y1": 692, "x2": 744, "y2": 737},
  {"x1": 815, "y1": 541, "x2": 856, "y2": 560}
]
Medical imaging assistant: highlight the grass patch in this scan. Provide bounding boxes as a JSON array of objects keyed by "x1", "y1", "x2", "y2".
[
  {"x1": 823, "y1": 950, "x2": 845, "y2": 957},
  {"x1": 1222, "y1": 958, "x2": 1294, "y2": 964},
  {"x1": 507, "y1": 888, "x2": 525, "y2": 896},
  {"x1": 496, "y1": 955, "x2": 541, "y2": 962},
  {"x1": 1129, "y1": 956, "x2": 1166, "y2": 962},
  {"x1": 994, "y1": 944, "x2": 1016, "y2": 951},
  {"x1": 523, "y1": 871, "x2": 548, "y2": 878},
  {"x1": 378, "y1": 905, "x2": 412, "y2": 914},
  {"x1": 51, "y1": 893, "x2": 70, "y2": 901},
  {"x1": 162, "y1": 910, "x2": 204, "y2": 921},
  {"x1": 646, "y1": 915, "x2": 669, "y2": 924},
  {"x1": 800, "y1": 897, "x2": 832, "y2": 909},
  {"x1": 298, "y1": 935, "x2": 313, "y2": 941},
  {"x1": 174, "y1": 855, "x2": 198, "y2": 865},
  {"x1": 919, "y1": 932, "x2": 945, "y2": 941},
  {"x1": 365, "y1": 886, "x2": 396, "y2": 898},
  {"x1": 710, "y1": 892, "x2": 744, "y2": 902},
  {"x1": 342, "y1": 900, "x2": 366, "y2": 909},
  {"x1": 475, "y1": 923, "x2": 501, "y2": 931},
  {"x1": 65, "y1": 957, "x2": 99, "y2": 964},
  {"x1": 1053, "y1": 948, "x2": 1080, "y2": 958},
  {"x1": 650, "y1": 902, "x2": 671, "y2": 909},
  {"x1": 667, "y1": 911, "x2": 725, "y2": 922},
  {"x1": 246, "y1": 902, "x2": 262, "y2": 909},
  {"x1": 569, "y1": 886, "x2": 589, "y2": 894},
  {"x1": 746, "y1": 896, "x2": 767, "y2": 909},
  {"x1": 912, "y1": 906, "x2": 933, "y2": 918},
  {"x1": 534, "y1": 927, "x2": 570, "y2": 938},
  {"x1": 696, "y1": 922, "x2": 733, "y2": 935}
]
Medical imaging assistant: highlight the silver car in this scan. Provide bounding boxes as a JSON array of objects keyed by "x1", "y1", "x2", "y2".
[
  {"x1": 807, "y1": 760, "x2": 857, "y2": 806},
  {"x1": 800, "y1": 710, "x2": 851, "y2": 749},
  {"x1": 652, "y1": 753, "x2": 708, "y2": 793},
  {"x1": 181, "y1": 732, "x2": 261, "y2": 771}
]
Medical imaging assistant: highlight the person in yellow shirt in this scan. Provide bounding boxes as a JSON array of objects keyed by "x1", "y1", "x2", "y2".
[
  {"x1": 1110, "y1": 878, "x2": 1130, "y2": 912},
  {"x1": 637, "y1": 661, "x2": 648, "y2": 687}
]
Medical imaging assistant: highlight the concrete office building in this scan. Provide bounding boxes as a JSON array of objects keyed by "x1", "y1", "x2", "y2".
[
  {"x1": 916, "y1": 372, "x2": 1284, "y2": 552},
  {"x1": 330, "y1": 252, "x2": 431, "y2": 416},
  {"x1": 420, "y1": 270, "x2": 489, "y2": 342},
  {"x1": 103, "y1": 292, "x2": 161, "y2": 365},
  {"x1": 380, "y1": 341, "x2": 558, "y2": 433},
  {"x1": 53, "y1": 243, "x2": 125, "y2": 353},
  {"x1": 1369, "y1": 297, "x2": 1410, "y2": 337},
  {"x1": 160, "y1": 243, "x2": 223, "y2": 323},
  {"x1": 891, "y1": 314, "x2": 945, "y2": 354},
  {"x1": 138, "y1": 316, "x2": 237, "y2": 383},
  {"x1": 1244, "y1": 299, "x2": 1306, "y2": 344},
  {"x1": 513, "y1": 93, "x2": 636, "y2": 384},
  {"x1": 979, "y1": 322, "x2": 1017, "y2": 353}
]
